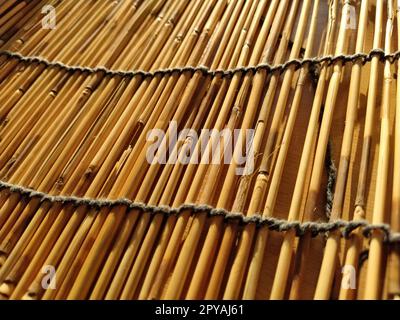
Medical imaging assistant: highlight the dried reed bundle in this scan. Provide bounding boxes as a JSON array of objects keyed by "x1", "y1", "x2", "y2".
[{"x1": 0, "y1": 0, "x2": 398, "y2": 301}]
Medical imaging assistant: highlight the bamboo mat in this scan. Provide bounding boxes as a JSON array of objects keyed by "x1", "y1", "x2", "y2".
[{"x1": 0, "y1": 0, "x2": 399, "y2": 300}]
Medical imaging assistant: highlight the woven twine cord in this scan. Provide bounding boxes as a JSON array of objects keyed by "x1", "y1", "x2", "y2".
[
  {"x1": 1, "y1": 180, "x2": 399, "y2": 243},
  {"x1": 1, "y1": 48, "x2": 400, "y2": 78}
]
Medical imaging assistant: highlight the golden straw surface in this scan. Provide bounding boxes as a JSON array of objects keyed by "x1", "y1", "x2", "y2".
[{"x1": 0, "y1": 0, "x2": 399, "y2": 300}]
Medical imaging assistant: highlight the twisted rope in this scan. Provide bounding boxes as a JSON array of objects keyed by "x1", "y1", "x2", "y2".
[
  {"x1": 1, "y1": 48, "x2": 399, "y2": 79},
  {"x1": 0, "y1": 180, "x2": 399, "y2": 243}
]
